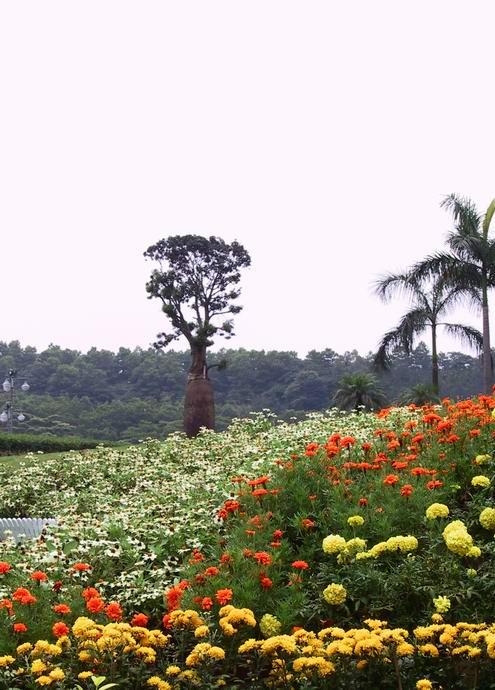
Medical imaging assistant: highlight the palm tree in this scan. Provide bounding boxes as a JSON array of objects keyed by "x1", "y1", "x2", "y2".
[
  {"x1": 408, "y1": 194, "x2": 495, "y2": 393},
  {"x1": 374, "y1": 271, "x2": 483, "y2": 394},
  {"x1": 332, "y1": 373, "x2": 387, "y2": 412},
  {"x1": 398, "y1": 384, "x2": 441, "y2": 406}
]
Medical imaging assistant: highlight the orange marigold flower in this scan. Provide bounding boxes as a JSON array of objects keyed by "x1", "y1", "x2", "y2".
[
  {"x1": 254, "y1": 551, "x2": 272, "y2": 566},
  {"x1": 52, "y1": 621, "x2": 70, "y2": 637},
  {"x1": 273, "y1": 529, "x2": 284, "y2": 539},
  {"x1": 400, "y1": 484, "x2": 413, "y2": 497},
  {"x1": 215, "y1": 588, "x2": 233, "y2": 605},
  {"x1": 12, "y1": 588, "x2": 36, "y2": 605},
  {"x1": 82, "y1": 587, "x2": 100, "y2": 601},
  {"x1": 204, "y1": 566, "x2": 220, "y2": 577},
  {"x1": 301, "y1": 518, "x2": 315, "y2": 529},
  {"x1": 247, "y1": 476, "x2": 270, "y2": 486},
  {"x1": 260, "y1": 575, "x2": 273, "y2": 589},
  {"x1": 291, "y1": 560, "x2": 309, "y2": 570},
  {"x1": 358, "y1": 497, "x2": 368, "y2": 506},
  {"x1": 86, "y1": 597, "x2": 105, "y2": 613},
  {"x1": 105, "y1": 602, "x2": 123, "y2": 621},
  {"x1": 220, "y1": 553, "x2": 232, "y2": 564},
  {"x1": 13, "y1": 622, "x2": 28, "y2": 633},
  {"x1": 52, "y1": 604, "x2": 71, "y2": 615},
  {"x1": 0, "y1": 562, "x2": 11, "y2": 575},
  {"x1": 30, "y1": 571, "x2": 48, "y2": 582},
  {"x1": 426, "y1": 480, "x2": 444, "y2": 490},
  {"x1": 72, "y1": 562, "x2": 92, "y2": 572},
  {"x1": 0, "y1": 598, "x2": 13, "y2": 613},
  {"x1": 383, "y1": 474, "x2": 400, "y2": 486},
  {"x1": 470, "y1": 429, "x2": 481, "y2": 437},
  {"x1": 131, "y1": 613, "x2": 149, "y2": 627},
  {"x1": 251, "y1": 488, "x2": 269, "y2": 497},
  {"x1": 200, "y1": 597, "x2": 213, "y2": 611}
]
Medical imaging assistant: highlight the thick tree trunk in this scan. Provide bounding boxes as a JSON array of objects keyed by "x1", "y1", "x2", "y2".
[
  {"x1": 482, "y1": 279, "x2": 492, "y2": 394},
  {"x1": 183, "y1": 344, "x2": 215, "y2": 437},
  {"x1": 431, "y1": 323, "x2": 439, "y2": 394}
]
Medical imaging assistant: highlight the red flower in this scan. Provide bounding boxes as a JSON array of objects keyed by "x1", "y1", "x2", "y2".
[
  {"x1": 52, "y1": 581, "x2": 63, "y2": 592},
  {"x1": 260, "y1": 575, "x2": 273, "y2": 589},
  {"x1": 0, "y1": 562, "x2": 11, "y2": 575},
  {"x1": 358, "y1": 497, "x2": 368, "y2": 506},
  {"x1": 12, "y1": 588, "x2": 36, "y2": 605},
  {"x1": 383, "y1": 474, "x2": 400, "y2": 486},
  {"x1": 426, "y1": 480, "x2": 444, "y2": 490},
  {"x1": 30, "y1": 571, "x2": 48, "y2": 582},
  {"x1": 82, "y1": 587, "x2": 100, "y2": 601},
  {"x1": 400, "y1": 484, "x2": 413, "y2": 497},
  {"x1": 52, "y1": 621, "x2": 70, "y2": 637},
  {"x1": 72, "y1": 562, "x2": 92, "y2": 572},
  {"x1": 251, "y1": 488, "x2": 269, "y2": 498},
  {"x1": 13, "y1": 623, "x2": 27, "y2": 633},
  {"x1": 204, "y1": 566, "x2": 220, "y2": 577},
  {"x1": 131, "y1": 613, "x2": 149, "y2": 627},
  {"x1": 105, "y1": 602, "x2": 123, "y2": 621},
  {"x1": 86, "y1": 597, "x2": 105, "y2": 614},
  {"x1": 273, "y1": 529, "x2": 284, "y2": 539},
  {"x1": 220, "y1": 553, "x2": 232, "y2": 564},
  {"x1": 301, "y1": 518, "x2": 315, "y2": 529},
  {"x1": 52, "y1": 604, "x2": 71, "y2": 615},
  {"x1": 247, "y1": 476, "x2": 270, "y2": 487},
  {"x1": 291, "y1": 560, "x2": 309, "y2": 570},
  {"x1": 200, "y1": 597, "x2": 214, "y2": 611},
  {"x1": 215, "y1": 588, "x2": 233, "y2": 605},
  {"x1": 0, "y1": 598, "x2": 13, "y2": 614},
  {"x1": 254, "y1": 552, "x2": 272, "y2": 566}
]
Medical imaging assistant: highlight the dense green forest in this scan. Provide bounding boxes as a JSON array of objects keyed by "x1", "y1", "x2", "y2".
[{"x1": 0, "y1": 340, "x2": 484, "y2": 441}]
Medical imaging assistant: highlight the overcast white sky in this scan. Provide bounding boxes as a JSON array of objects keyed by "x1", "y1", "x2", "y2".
[{"x1": 1, "y1": 1, "x2": 494, "y2": 359}]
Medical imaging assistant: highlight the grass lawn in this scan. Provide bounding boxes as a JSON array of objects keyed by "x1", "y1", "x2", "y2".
[{"x1": 0, "y1": 450, "x2": 66, "y2": 471}]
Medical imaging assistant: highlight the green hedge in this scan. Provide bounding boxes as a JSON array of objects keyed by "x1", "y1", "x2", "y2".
[{"x1": 0, "y1": 433, "x2": 108, "y2": 455}]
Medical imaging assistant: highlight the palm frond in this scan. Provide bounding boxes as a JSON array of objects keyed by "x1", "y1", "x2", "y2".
[
  {"x1": 446, "y1": 232, "x2": 485, "y2": 262},
  {"x1": 373, "y1": 308, "x2": 429, "y2": 370},
  {"x1": 441, "y1": 194, "x2": 481, "y2": 235},
  {"x1": 441, "y1": 323, "x2": 484, "y2": 353},
  {"x1": 373, "y1": 272, "x2": 423, "y2": 303}
]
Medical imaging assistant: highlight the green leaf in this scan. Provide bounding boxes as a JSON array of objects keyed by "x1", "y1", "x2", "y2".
[{"x1": 482, "y1": 198, "x2": 495, "y2": 238}]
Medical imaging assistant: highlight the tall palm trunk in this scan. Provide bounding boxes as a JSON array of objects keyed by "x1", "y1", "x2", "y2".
[
  {"x1": 183, "y1": 344, "x2": 215, "y2": 437},
  {"x1": 431, "y1": 323, "x2": 439, "y2": 394},
  {"x1": 482, "y1": 273, "x2": 493, "y2": 394}
]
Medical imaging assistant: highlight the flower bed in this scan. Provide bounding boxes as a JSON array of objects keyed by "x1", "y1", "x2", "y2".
[{"x1": 0, "y1": 398, "x2": 495, "y2": 687}]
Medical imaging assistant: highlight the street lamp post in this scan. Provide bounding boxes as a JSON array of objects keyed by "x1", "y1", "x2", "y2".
[{"x1": 1, "y1": 370, "x2": 29, "y2": 433}]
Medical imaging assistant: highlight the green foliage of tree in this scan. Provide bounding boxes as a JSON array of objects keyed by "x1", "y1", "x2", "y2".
[
  {"x1": 409, "y1": 194, "x2": 495, "y2": 392},
  {"x1": 144, "y1": 235, "x2": 251, "y2": 436},
  {"x1": 374, "y1": 272, "x2": 483, "y2": 393},
  {"x1": 332, "y1": 372, "x2": 387, "y2": 411}
]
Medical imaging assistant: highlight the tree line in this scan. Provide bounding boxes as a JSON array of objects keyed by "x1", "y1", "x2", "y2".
[{"x1": 0, "y1": 340, "x2": 485, "y2": 441}]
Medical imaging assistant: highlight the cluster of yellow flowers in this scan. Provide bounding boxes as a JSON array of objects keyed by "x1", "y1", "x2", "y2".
[
  {"x1": 355, "y1": 535, "x2": 418, "y2": 560},
  {"x1": 474, "y1": 453, "x2": 491, "y2": 465},
  {"x1": 471, "y1": 475, "x2": 491, "y2": 488},
  {"x1": 432, "y1": 596, "x2": 451, "y2": 614},
  {"x1": 479, "y1": 507, "x2": 495, "y2": 530},
  {"x1": 168, "y1": 609, "x2": 204, "y2": 630},
  {"x1": 413, "y1": 620, "x2": 495, "y2": 659},
  {"x1": 260, "y1": 613, "x2": 282, "y2": 638},
  {"x1": 322, "y1": 583, "x2": 347, "y2": 606},
  {"x1": 425, "y1": 503, "x2": 449, "y2": 520},
  {"x1": 347, "y1": 515, "x2": 365, "y2": 527},
  {"x1": 322, "y1": 534, "x2": 367, "y2": 563},
  {"x1": 218, "y1": 605, "x2": 257, "y2": 636},
  {"x1": 442, "y1": 520, "x2": 480, "y2": 557}
]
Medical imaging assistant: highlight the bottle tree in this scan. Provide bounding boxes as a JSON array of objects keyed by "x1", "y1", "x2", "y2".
[{"x1": 144, "y1": 235, "x2": 251, "y2": 437}]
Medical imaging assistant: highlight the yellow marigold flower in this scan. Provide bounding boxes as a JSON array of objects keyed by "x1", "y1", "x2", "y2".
[
  {"x1": 471, "y1": 475, "x2": 490, "y2": 488},
  {"x1": 48, "y1": 669, "x2": 64, "y2": 681},
  {"x1": 426, "y1": 503, "x2": 449, "y2": 520},
  {"x1": 260, "y1": 635, "x2": 298, "y2": 656},
  {"x1": 165, "y1": 666, "x2": 182, "y2": 676},
  {"x1": 322, "y1": 534, "x2": 346, "y2": 554},
  {"x1": 467, "y1": 568, "x2": 477, "y2": 577},
  {"x1": 356, "y1": 660, "x2": 368, "y2": 670},
  {"x1": 414, "y1": 627, "x2": 435, "y2": 640},
  {"x1": 292, "y1": 656, "x2": 335, "y2": 676},
  {"x1": 364, "y1": 619, "x2": 387, "y2": 630},
  {"x1": 16, "y1": 643, "x2": 32, "y2": 655},
  {"x1": 0, "y1": 656, "x2": 15, "y2": 668},
  {"x1": 443, "y1": 520, "x2": 474, "y2": 556},
  {"x1": 480, "y1": 507, "x2": 495, "y2": 530},
  {"x1": 31, "y1": 660, "x2": 48, "y2": 674},
  {"x1": 35, "y1": 677, "x2": 53, "y2": 686},
  {"x1": 347, "y1": 515, "x2": 364, "y2": 527},
  {"x1": 433, "y1": 596, "x2": 451, "y2": 614},
  {"x1": 260, "y1": 614, "x2": 282, "y2": 638},
  {"x1": 468, "y1": 546, "x2": 481, "y2": 557},
  {"x1": 416, "y1": 681, "x2": 433, "y2": 690},
  {"x1": 147, "y1": 678, "x2": 172, "y2": 690},
  {"x1": 322, "y1": 583, "x2": 347, "y2": 606},
  {"x1": 419, "y1": 643, "x2": 439, "y2": 656},
  {"x1": 396, "y1": 642, "x2": 415, "y2": 656},
  {"x1": 194, "y1": 625, "x2": 209, "y2": 639},
  {"x1": 178, "y1": 669, "x2": 201, "y2": 685},
  {"x1": 208, "y1": 646, "x2": 226, "y2": 660},
  {"x1": 78, "y1": 672, "x2": 93, "y2": 680},
  {"x1": 475, "y1": 454, "x2": 491, "y2": 465},
  {"x1": 431, "y1": 614, "x2": 443, "y2": 623},
  {"x1": 78, "y1": 651, "x2": 93, "y2": 662},
  {"x1": 238, "y1": 639, "x2": 262, "y2": 654}
]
